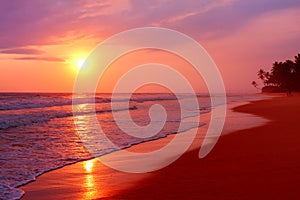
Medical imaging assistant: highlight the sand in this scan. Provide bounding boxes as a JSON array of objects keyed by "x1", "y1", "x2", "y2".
[{"x1": 20, "y1": 95, "x2": 300, "y2": 199}]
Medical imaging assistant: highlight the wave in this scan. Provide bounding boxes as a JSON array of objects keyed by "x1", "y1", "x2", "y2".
[
  {"x1": 9, "y1": 120, "x2": 205, "y2": 200},
  {"x1": 0, "y1": 93, "x2": 183, "y2": 111},
  {"x1": 0, "y1": 105, "x2": 137, "y2": 130},
  {"x1": 0, "y1": 93, "x2": 216, "y2": 200}
]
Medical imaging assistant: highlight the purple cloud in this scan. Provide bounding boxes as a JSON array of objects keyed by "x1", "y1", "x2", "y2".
[
  {"x1": 0, "y1": 0, "x2": 93, "y2": 48},
  {"x1": 15, "y1": 56, "x2": 65, "y2": 62},
  {"x1": 0, "y1": 0, "x2": 299, "y2": 49},
  {"x1": 0, "y1": 47, "x2": 44, "y2": 54}
]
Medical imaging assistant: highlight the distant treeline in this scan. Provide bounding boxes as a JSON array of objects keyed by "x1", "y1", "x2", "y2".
[{"x1": 252, "y1": 53, "x2": 300, "y2": 93}]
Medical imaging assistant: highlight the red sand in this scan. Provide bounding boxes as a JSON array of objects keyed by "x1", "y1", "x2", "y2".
[{"x1": 21, "y1": 95, "x2": 300, "y2": 199}]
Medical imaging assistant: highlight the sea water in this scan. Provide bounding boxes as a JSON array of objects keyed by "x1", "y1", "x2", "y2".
[{"x1": 0, "y1": 93, "x2": 267, "y2": 200}]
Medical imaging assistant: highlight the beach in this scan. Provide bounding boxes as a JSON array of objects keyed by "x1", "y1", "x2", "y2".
[
  {"x1": 19, "y1": 94, "x2": 300, "y2": 199},
  {"x1": 1, "y1": 0, "x2": 299, "y2": 199}
]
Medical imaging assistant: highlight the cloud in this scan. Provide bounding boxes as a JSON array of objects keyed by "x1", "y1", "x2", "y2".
[
  {"x1": 79, "y1": 0, "x2": 131, "y2": 19},
  {"x1": 155, "y1": 0, "x2": 300, "y2": 40},
  {"x1": 14, "y1": 56, "x2": 65, "y2": 62},
  {"x1": 156, "y1": 0, "x2": 237, "y2": 24},
  {"x1": 0, "y1": 47, "x2": 44, "y2": 55},
  {"x1": 0, "y1": 0, "x2": 132, "y2": 49},
  {"x1": 0, "y1": 0, "x2": 299, "y2": 50},
  {"x1": 0, "y1": 0, "x2": 98, "y2": 48}
]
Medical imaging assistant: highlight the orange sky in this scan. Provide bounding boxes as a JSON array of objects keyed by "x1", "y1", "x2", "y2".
[{"x1": 0, "y1": 0, "x2": 299, "y2": 93}]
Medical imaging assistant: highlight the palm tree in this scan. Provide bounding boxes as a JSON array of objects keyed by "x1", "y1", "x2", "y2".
[
  {"x1": 251, "y1": 81, "x2": 259, "y2": 89},
  {"x1": 255, "y1": 53, "x2": 300, "y2": 92},
  {"x1": 257, "y1": 69, "x2": 266, "y2": 81}
]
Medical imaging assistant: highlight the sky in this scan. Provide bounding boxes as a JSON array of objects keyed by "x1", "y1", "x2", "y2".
[{"x1": 0, "y1": 0, "x2": 299, "y2": 93}]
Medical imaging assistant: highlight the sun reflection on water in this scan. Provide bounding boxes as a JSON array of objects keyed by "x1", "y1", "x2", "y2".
[
  {"x1": 74, "y1": 100, "x2": 105, "y2": 199},
  {"x1": 82, "y1": 159, "x2": 99, "y2": 199},
  {"x1": 84, "y1": 174, "x2": 96, "y2": 199},
  {"x1": 84, "y1": 159, "x2": 94, "y2": 173}
]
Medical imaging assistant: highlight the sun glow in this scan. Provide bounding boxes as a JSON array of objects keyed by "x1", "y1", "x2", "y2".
[{"x1": 76, "y1": 58, "x2": 85, "y2": 69}]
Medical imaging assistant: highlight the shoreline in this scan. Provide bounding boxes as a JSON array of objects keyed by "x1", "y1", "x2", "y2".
[
  {"x1": 18, "y1": 95, "x2": 277, "y2": 199},
  {"x1": 114, "y1": 94, "x2": 300, "y2": 199}
]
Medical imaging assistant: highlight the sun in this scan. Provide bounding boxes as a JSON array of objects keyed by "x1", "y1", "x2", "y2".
[{"x1": 76, "y1": 58, "x2": 85, "y2": 69}]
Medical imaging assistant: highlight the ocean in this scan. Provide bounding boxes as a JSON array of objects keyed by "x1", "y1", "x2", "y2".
[{"x1": 0, "y1": 93, "x2": 267, "y2": 200}]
